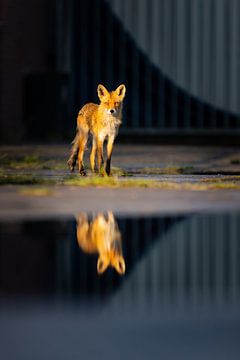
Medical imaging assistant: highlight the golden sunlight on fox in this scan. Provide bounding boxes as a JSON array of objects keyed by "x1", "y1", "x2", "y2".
[
  {"x1": 76, "y1": 212, "x2": 125, "y2": 275},
  {"x1": 68, "y1": 84, "x2": 126, "y2": 176}
]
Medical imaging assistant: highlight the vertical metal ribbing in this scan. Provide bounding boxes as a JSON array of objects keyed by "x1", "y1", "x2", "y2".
[
  {"x1": 146, "y1": 0, "x2": 153, "y2": 129},
  {"x1": 137, "y1": 0, "x2": 147, "y2": 129},
  {"x1": 223, "y1": 0, "x2": 230, "y2": 129},
  {"x1": 198, "y1": 0, "x2": 204, "y2": 130},
  {"x1": 120, "y1": 1, "x2": 128, "y2": 127},
  {"x1": 131, "y1": 219, "x2": 139, "y2": 306},
  {"x1": 229, "y1": 216, "x2": 239, "y2": 306},
  {"x1": 92, "y1": 0, "x2": 101, "y2": 91},
  {"x1": 159, "y1": 0, "x2": 166, "y2": 129},
  {"x1": 131, "y1": 0, "x2": 140, "y2": 128},
  {"x1": 235, "y1": 0, "x2": 240, "y2": 119},
  {"x1": 215, "y1": 0, "x2": 225, "y2": 121},
  {"x1": 190, "y1": 0, "x2": 199, "y2": 101},
  {"x1": 88, "y1": 0, "x2": 240, "y2": 133},
  {"x1": 210, "y1": 0, "x2": 217, "y2": 129},
  {"x1": 77, "y1": 0, "x2": 88, "y2": 106},
  {"x1": 152, "y1": 0, "x2": 160, "y2": 129},
  {"x1": 176, "y1": 0, "x2": 190, "y2": 130},
  {"x1": 104, "y1": 1, "x2": 111, "y2": 86},
  {"x1": 202, "y1": 0, "x2": 211, "y2": 120},
  {"x1": 229, "y1": 0, "x2": 239, "y2": 117},
  {"x1": 170, "y1": 0, "x2": 178, "y2": 130}
]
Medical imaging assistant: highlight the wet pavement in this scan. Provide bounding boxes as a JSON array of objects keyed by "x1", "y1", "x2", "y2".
[
  {"x1": 0, "y1": 145, "x2": 240, "y2": 359},
  {"x1": 0, "y1": 212, "x2": 240, "y2": 359}
]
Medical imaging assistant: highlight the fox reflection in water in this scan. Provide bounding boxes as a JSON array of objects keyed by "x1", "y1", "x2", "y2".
[{"x1": 76, "y1": 212, "x2": 125, "y2": 275}]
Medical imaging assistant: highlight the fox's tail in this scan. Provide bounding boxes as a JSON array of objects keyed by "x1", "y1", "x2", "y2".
[{"x1": 67, "y1": 128, "x2": 79, "y2": 172}]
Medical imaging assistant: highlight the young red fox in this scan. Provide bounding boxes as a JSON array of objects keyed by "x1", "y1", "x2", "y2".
[
  {"x1": 76, "y1": 212, "x2": 125, "y2": 275},
  {"x1": 68, "y1": 84, "x2": 126, "y2": 176}
]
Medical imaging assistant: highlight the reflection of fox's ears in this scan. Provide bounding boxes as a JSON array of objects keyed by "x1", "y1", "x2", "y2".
[
  {"x1": 75, "y1": 213, "x2": 88, "y2": 225},
  {"x1": 113, "y1": 256, "x2": 126, "y2": 275},
  {"x1": 115, "y1": 84, "x2": 126, "y2": 100},
  {"x1": 97, "y1": 84, "x2": 109, "y2": 100},
  {"x1": 107, "y1": 211, "x2": 114, "y2": 222},
  {"x1": 97, "y1": 256, "x2": 110, "y2": 275}
]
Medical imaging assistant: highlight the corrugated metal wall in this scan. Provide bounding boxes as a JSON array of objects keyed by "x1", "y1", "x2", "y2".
[
  {"x1": 71, "y1": 0, "x2": 240, "y2": 134},
  {"x1": 108, "y1": 0, "x2": 240, "y2": 116},
  {"x1": 55, "y1": 214, "x2": 240, "y2": 309}
]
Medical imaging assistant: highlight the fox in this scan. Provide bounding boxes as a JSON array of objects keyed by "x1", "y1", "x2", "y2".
[
  {"x1": 68, "y1": 84, "x2": 126, "y2": 176},
  {"x1": 76, "y1": 212, "x2": 125, "y2": 275}
]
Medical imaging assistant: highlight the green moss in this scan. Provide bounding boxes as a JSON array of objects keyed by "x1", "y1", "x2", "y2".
[
  {"x1": 0, "y1": 174, "x2": 54, "y2": 185},
  {"x1": 111, "y1": 167, "x2": 131, "y2": 177},
  {"x1": 230, "y1": 159, "x2": 240, "y2": 165},
  {"x1": 202, "y1": 175, "x2": 240, "y2": 182},
  {"x1": 0, "y1": 152, "x2": 67, "y2": 171},
  {"x1": 62, "y1": 175, "x2": 240, "y2": 190},
  {"x1": 136, "y1": 166, "x2": 195, "y2": 175},
  {"x1": 18, "y1": 187, "x2": 55, "y2": 196}
]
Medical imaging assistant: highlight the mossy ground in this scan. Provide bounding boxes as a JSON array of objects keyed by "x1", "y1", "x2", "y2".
[
  {"x1": 1, "y1": 149, "x2": 240, "y2": 191},
  {"x1": 63, "y1": 175, "x2": 240, "y2": 190},
  {"x1": 0, "y1": 153, "x2": 66, "y2": 170}
]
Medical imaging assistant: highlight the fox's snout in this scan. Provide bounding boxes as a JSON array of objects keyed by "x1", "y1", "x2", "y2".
[{"x1": 108, "y1": 108, "x2": 116, "y2": 115}]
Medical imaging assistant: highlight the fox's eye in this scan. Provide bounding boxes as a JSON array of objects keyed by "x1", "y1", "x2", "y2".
[
  {"x1": 114, "y1": 102, "x2": 120, "y2": 107},
  {"x1": 104, "y1": 102, "x2": 109, "y2": 106}
]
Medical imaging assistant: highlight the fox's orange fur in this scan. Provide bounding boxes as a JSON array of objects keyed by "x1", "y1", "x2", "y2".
[
  {"x1": 68, "y1": 84, "x2": 126, "y2": 176},
  {"x1": 76, "y1": 212, "x2": 125, "y2": 275}
]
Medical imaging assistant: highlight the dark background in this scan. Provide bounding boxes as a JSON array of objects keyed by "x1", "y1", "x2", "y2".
[{"x1": 1, "y1": 0, "x2": 240, "y2": 144}]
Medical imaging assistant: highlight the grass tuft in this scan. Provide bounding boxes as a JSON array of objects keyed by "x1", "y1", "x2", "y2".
[{"x1": 18, "y1": 187, "x2": 55, "y2": 196}]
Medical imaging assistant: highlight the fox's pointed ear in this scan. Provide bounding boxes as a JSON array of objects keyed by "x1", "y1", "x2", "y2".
[
  {"x1": 115, "y1": 84, "x2": 126, "y2": 100},
  {"x1": 97, "y1": 256, "x2": 109, "y2": 275},
  {"x1": 97, "y1": 84, "x2": 109, "y2": 100},
  {"x1": 113, "y1": 256, "x2": 126, "y2": 275}
]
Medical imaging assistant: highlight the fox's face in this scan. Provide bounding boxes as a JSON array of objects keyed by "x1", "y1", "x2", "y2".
[{"x1": 97, "y1": 84, "x2": 126, "y2": 115}]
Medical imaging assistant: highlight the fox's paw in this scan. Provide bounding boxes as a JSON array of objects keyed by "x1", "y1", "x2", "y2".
[
  {"x1": 79, "y1": 169, "x2": 87, "y2": 176},
  {"x1": 105, "y1": 165, "x2": 111, "y2": 176},
  {"x1": 67, "y1": 160, "x2": 75, "y2": 173}
]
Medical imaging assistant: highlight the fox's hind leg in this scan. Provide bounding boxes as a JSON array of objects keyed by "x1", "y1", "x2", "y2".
[
  {"x1": 90, "y1": 136, "x2": 97, "y2": 173},
  {"x1": 78, "y1": 130, "x2": 88, "y2": 176},
  {"x1": 68, "y1": 129, "x2": 79, "y2": 172}
]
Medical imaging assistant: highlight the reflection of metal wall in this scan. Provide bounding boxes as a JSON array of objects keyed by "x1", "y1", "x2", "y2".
[
  {"x1": 113, "y1": 214, "x2": 240, "y2": 309},
  {"x1": 54, "y1": 214, "x2": 240, "y2": 310}
]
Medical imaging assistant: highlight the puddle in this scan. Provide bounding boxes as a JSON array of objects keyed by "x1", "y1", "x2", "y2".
[{"x1": 0, "y1": 212, "x2": 240, "y2": 359}]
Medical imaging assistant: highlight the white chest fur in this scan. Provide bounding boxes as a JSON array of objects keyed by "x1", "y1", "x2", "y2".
[{"x1": 99, "y1": 114, "x2": 122, "y2": 141}]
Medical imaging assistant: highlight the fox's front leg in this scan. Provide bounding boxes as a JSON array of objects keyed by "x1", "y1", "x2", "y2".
[
  {"x1": 97, "y1": 138, "x2": 104, "y2": 173},
  {"x1": 106, "y1": 136, "x2": 114, "y2": 176}
]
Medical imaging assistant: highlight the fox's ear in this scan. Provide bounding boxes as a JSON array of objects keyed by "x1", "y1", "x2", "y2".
[
  {"x1": 97, "y1": 84, "x2": 109, "y2": 100},
  {"x1": 115, "y1": 84, "x2": 126, "y2": 100},
  {"x1": 113, "y1": 256, "x2": 126, "y2": 275},
  {"x1": 97, "y1": 256, "x2": 109, "y2": 275}
]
